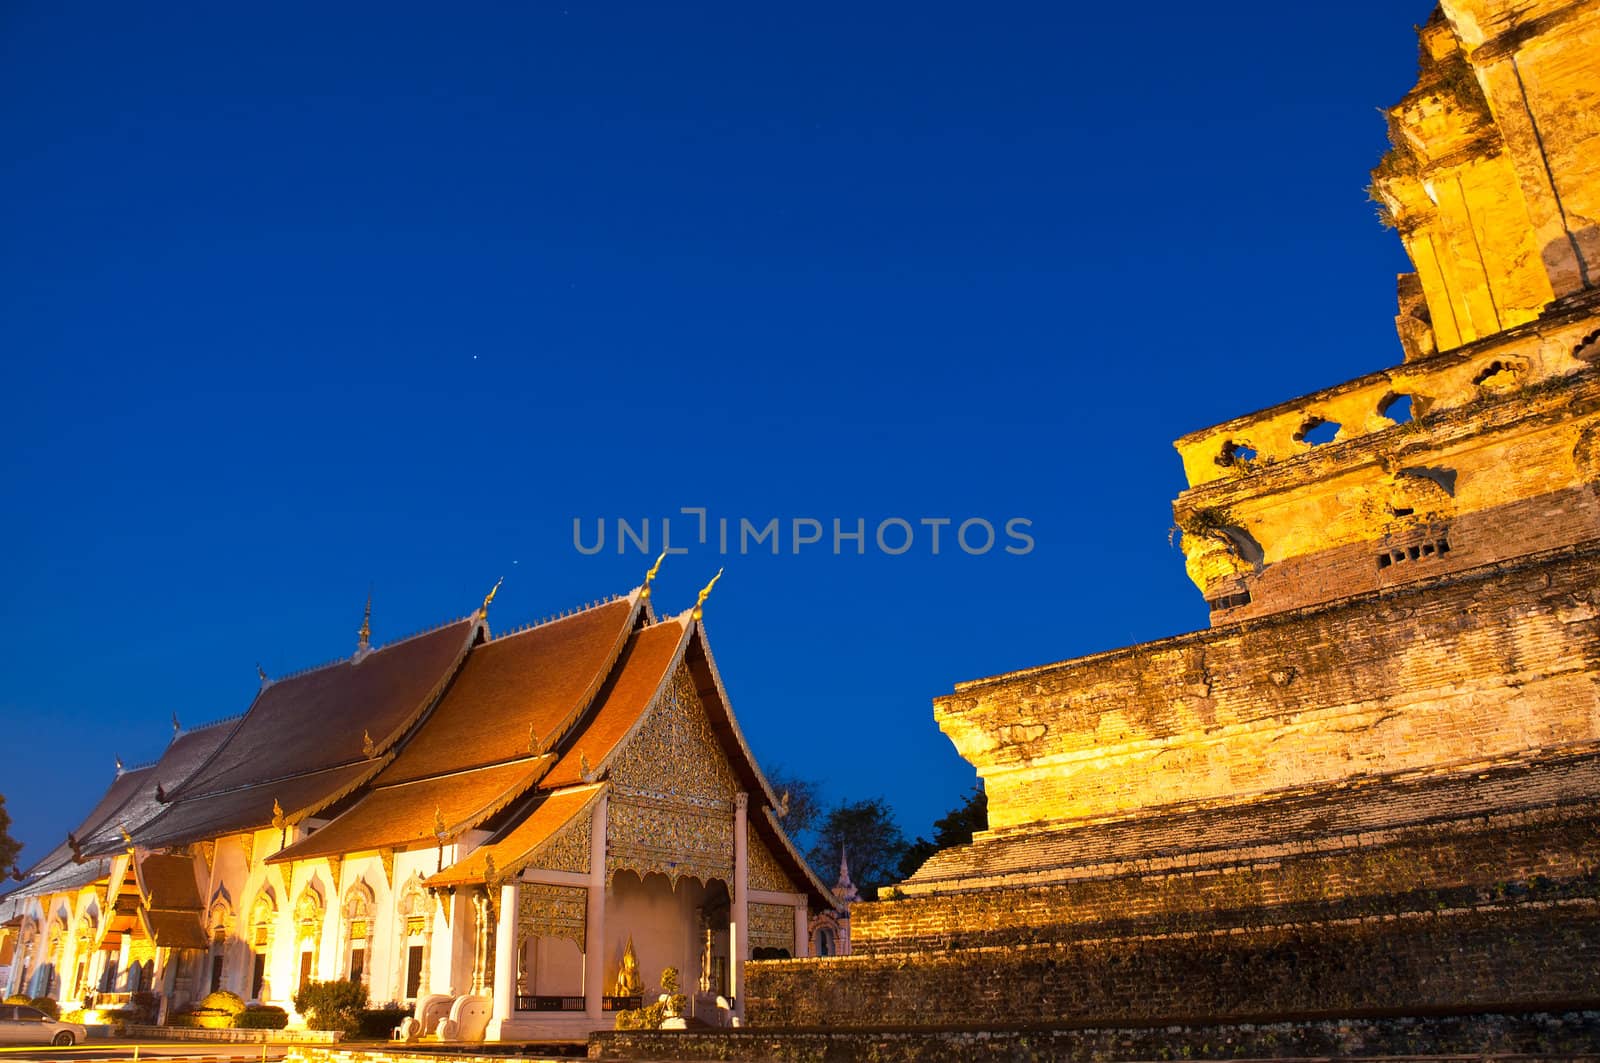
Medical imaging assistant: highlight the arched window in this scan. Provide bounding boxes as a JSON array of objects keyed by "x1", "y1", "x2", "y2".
[
  {"x1": 292, "y1": 884, "x2": 325, "y2": 995},
  {"x1": 340, "y1": 881, "x2": 375, "y2": 987},
  {"x1": 248, "y1": 889, "x2": 278, "y2": 1001}
]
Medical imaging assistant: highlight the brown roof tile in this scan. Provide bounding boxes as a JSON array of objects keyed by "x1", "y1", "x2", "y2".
[
  {"x1": 81, "y1": 721, "x2": 236, "y2": 856},
  {"x1": 380, "y1": 600, "x2": 636, "y2": 786},
  {"x1": 135, "y1": 853, "x2": 202, "y2": 912},
  {"x1": 140, "y1": 908, "x2": 208, "y2": 951},
  {"x1": 425, "y1": 783, "x2": 605, "y2": 888},
  {"x1": 12, "y1": 767, "x2": 152, "y2": 885},
  {"x1": 175, "y1": 619, "x2": 476, "y2": 799},
  {"x1": 137, "y1": 761, "x2": 377, "y2": 849},
  {"x1": 269, "y1": 758, "x2": 550, "y2": 863},
  {"x1": 542, "y1": 619, "x2": 689, "y2": 789}
]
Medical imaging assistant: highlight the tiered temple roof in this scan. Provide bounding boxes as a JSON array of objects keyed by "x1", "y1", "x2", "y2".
[{"x1": 5, "y1": 579, "x2": 832, "y2": 917}]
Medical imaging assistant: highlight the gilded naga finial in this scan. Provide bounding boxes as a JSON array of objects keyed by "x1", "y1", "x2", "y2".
[
  {"x1": 434, "y1": 805, "x2": 448, "y2": 842},
  {"x1": 640, "y1": 550, "x2": 668, "y2": 600},
  {"x1": 691, "y1": 568, "x2": 723, "y2": 621},
  {"x1": 483, "y1": 853, "x2": 499, "y2": 890},
  {"x1": 479, "y1": 576, "x2": 504, "y2": 618},
  {"x1": 362, "y1": 729, "x2": 376, "y2": 758},
  {"x1": 119, "y1": 826, "x2": 135, "y2": 852},
  {"x1": 358, "y1": 587, "x2": 372, "y2": 653},
  {"x1": 271, "y1": 798, "x2": 286, "y2": 831}
]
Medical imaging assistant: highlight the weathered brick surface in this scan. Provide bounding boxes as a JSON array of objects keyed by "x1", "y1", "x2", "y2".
[
  {"x1": 935, "y1": 546, "x2": 1600, "y2": 833},
  {"x1": 593, "y1": 1011, "x2": 1600, "y2": 1062},
  {"x1": 901, "y1": 746, "x2": 1600, "y2": 896},
  {"x1": 1215, "y1": 487, "x2": 1600, "y2": 622},
  {"x1": 746, "y1": 905, "x2": 1600, "y2": 1029},
  {"x1": 859, "y1": 811, "x2": 1600, "y2": 952}
]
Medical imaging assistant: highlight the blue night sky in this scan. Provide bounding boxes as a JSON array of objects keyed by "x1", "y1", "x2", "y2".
[{"x1": 1, "y1": 2, "x2": 1432, "y2": 863}]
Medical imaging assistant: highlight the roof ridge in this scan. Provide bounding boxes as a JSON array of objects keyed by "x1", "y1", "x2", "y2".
[
  {"x1": 488, "y1": 593, "x2": 628, "y2": 642},
  {"x1": 119, "y1": 758, "x2": 162, "y2": 774},
  {"x1": 269, "y1": 615, "x2": 477, "y2": 683}
]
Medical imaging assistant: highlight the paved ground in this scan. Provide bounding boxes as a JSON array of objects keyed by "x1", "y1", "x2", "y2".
[{"x1": 0, "y1": 1041, "x2": 287, "y2": 1063}]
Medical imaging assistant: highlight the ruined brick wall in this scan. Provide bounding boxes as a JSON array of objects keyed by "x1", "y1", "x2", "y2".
[
  {"x1": 594, "y1": 1012, "x2": 1600, "y2": 1062},
  {"x1": 745, "y1": 904, "x2": 1600, "y2": 1029},
  {"x1": 935, "y1": 546, "x2": 1600, "y2": 833},
  {"x1": 862, "y1": 811, "x2": 1600, "y2": 952},
  {"x1": 1212, "y1": 486, "x2": 1600, "y2": 622}
]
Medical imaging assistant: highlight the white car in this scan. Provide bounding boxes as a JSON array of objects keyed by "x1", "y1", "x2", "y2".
[{"x1": 0, "y1": 1003, "x2": 88, "y2": 1045}]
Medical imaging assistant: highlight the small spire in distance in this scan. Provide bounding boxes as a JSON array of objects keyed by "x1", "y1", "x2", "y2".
[
  {"x1": 172, "y1": 711, "x2": 182, "y2": 736},
  {"x1": 115, "y1": 756, "x2": 124, "y2": 775},
  {"x1": 257, "y1": 662, "x2": 269, "y2": 684},
  {"x1": 640, "y1": 550, "x2": 667, "y2": 600},
  {"x1": 691, "y1": 568, "x2": 723, "y2": 621},
  {"x1": 358, "y1": 586, "x2": 373, "y2": 653}
]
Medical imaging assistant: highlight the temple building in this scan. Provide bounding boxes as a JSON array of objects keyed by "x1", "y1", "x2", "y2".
[
  {"x1": 593, "y1": 3, "x2": 1600, "y2": 1059},
  {"x1": 0, "y1": 570, "x2": 832, "y2": 1040}
]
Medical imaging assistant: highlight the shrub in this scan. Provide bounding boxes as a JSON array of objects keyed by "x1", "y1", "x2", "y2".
[
  {"x1": 199, "y1": 990, "x2": 246, "y2": 1016},
  {"x1": 355, "y1": 1006, "x2": 408, "y2": 1040},
  {"x1": 29, "y1": 997, "x2": 60, "y2": 1020},
  {"x1": 62, "y1": 1010, "x2": 84, "y2": 1024},
  {"x1": 3, "y1": 995, "x2": 31, "y2": 1005},
  {"x1": 293, "y1": 979, "x2": 367, "y2": 1035},
  {"x1": 234, "y1": 1006, "x2": 289, "y2": 1030},
  {"x1": 613, "y1": 968, "x2": 686, "y2": 1031}
]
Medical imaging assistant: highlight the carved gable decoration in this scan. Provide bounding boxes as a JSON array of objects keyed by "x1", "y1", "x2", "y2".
[
  {"x1": 532, "y1": 808, "x2": 590, "y2": 876},
  {"x1": 747, "y1": 825, "x2": 794, "y2": 894},
  {"x1": 607, "y1": 663, "x2": 739, "y2": 886},
  {"x1": 517, "y1": 883, "x2": 587, "y2": 951},
  {"x1": 609, "y1": 664, "x2": 736, "y2": 810},
  {"x1": 749, "y1": 901, "x2": 794, "y2": 953}
]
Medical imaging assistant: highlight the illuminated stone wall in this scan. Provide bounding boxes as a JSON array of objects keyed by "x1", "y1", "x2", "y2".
[{"x1": 935, "y1": 547, "x2": 1600, "y2": 832}]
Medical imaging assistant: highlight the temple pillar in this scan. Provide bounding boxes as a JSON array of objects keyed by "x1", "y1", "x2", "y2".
[
  {"x1": 583, "y1": 792, "x2": 608, "y2": 1021},
  {"x1": 793, "y1": 903, "x2": 808, "y2": 958},
  {"x1": 484, "y1": 881, "x2": 517, "y2": 1040},
  {"x1": 730, "y1": 792, "x2": 748, "y2": 1019}
]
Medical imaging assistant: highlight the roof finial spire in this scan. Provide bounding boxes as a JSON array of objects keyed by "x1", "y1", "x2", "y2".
[
  {"x1": 257, "y1": 662, "x2": 269, "y2": 684},
  {"x1": 358, "y1": 586, "x2": 372, "y2": 653},
  {"x1": 479, "y1": 577, "x2": 504, "y2": 619},
  {"x1": 640, "y1": 550, "x2": 667, "y2": 600},
  {"x1": 691, "y1": 568, "x2": 723, "y2": 621},
  {"x1": 119, "y1": 826, "x2": 135, "y2": 854},
  {"x1": 172, "y1": 711, "x2": 182, "y2": 736}
]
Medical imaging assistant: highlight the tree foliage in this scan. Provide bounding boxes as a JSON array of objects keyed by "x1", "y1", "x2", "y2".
[
  {"x1": 0, "y1": 795, "x2": 23, "y2": 881},
  {"x1": 292, "y1": 980, "x2": 367, "y2": 1035},
  {"x1": 898, "y1": 786, "x2": 987, "y2": 880},
  {"x1": 806, "y1": 798, "x2": 907, "y2": 898},
  {"x1": 763, "y1": 766, "x2": 824, "y2": 851}
]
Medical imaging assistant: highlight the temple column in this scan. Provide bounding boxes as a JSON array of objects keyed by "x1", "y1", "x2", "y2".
[
  {"x1": 583, "y1": 792, "x2": 608, "y2": 1022},
  {"x1": 730, "y1": 792, "x2": 748, "y2": 1020},
  {"x1": 485, "y1": 881, "x2": 517, "y2": 1040},
  {"x1": 793, "y1": 903, "x2": 808, "y2": 958}
]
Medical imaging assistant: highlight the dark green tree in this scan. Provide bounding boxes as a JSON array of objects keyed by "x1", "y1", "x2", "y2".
[
  {"x1": 763, "y1": 766, "x2": 824, "y2": 852},
  {"x1": 806, "y1": 798, "x2": 907, "y2": 898},
  {"x1": 0, "y1": 795, "x2": 23, "y2": 881},
  {"x1": 897, "y1": 786, "x2": 987, "y2": 880}
]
